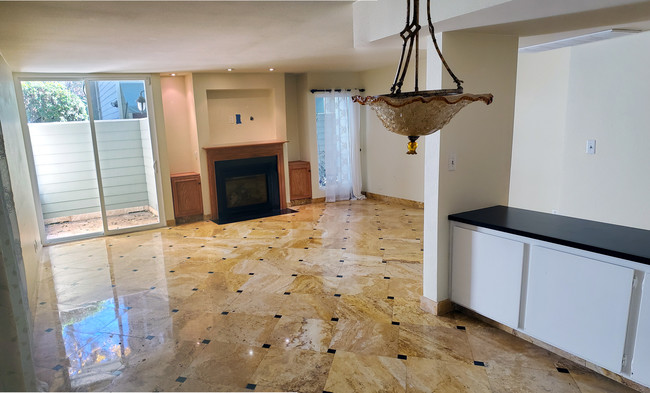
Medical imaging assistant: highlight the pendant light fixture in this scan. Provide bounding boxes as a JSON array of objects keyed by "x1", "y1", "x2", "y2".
[{"x1": 353, "y1": 0, "x2": 493, "y2": 154}]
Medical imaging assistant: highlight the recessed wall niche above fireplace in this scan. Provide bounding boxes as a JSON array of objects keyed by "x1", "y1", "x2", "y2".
[{"x1": 204, "y1": 141, "x2": 288, "y2": 224}]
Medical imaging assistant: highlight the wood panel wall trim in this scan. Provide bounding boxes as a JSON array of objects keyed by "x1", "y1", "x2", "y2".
[{"x1": 204, "y1": 141, "x2": 287, "y2": 220}]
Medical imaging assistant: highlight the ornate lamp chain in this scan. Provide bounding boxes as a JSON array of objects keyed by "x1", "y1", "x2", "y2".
[{"x1": 390, "y1": 0, "x2": 464, "y2": 96}]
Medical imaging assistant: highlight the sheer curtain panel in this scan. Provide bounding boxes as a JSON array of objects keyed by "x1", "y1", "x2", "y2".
[{"x1": 320, "y1": 90, "x2": 364, "y2": 202}]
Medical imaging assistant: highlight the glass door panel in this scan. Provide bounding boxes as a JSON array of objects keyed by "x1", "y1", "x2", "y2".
[
  {"x1": 87, "y1": 80, "x2": 160, "y2": 231},
  {"x1": 20, "y1": 80, "x2": 104, "y2": 242}
]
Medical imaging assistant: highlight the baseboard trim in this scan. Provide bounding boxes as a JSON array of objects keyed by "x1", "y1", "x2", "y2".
[
  {"x1": 363, "y1": 192, "x2": 424, "y2": 209},
  {"x1": 456, "y1": 305, "x2": 650, "y2": 393},
  {"x1": 420, "y1": 296, "x2": 454, "y2": 316}
]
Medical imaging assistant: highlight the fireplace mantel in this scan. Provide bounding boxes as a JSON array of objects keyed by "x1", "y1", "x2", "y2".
[{"x1": 204, "y1": 141, "x2": 287, "y2": 220}]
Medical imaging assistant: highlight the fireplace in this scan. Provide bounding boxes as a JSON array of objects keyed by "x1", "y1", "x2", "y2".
[
  {"x1": 214, "y1": 156, "x2": 280, "y2": 224},
  {"x1": 204, "y1": 141, "x2": 288, "y2": 223}
]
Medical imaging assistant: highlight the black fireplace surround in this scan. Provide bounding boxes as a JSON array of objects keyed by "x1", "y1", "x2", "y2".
[{"x1": 213, "y1": 155, "x2": 281, "y2": 224}]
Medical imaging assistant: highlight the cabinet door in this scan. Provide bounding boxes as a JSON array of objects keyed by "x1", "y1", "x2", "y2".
[
  {"x1": 451, "y1": 227, "x2": 525, "y2": 328},
  {"x1": 172, "y1": 175, "x2": 203, "y2": 217},
  {"x1": 525, "y1": 246, "x2": 634, "y2": 373},
  {"x1": 289, "y1": 161, "x2": 312, "y2": 200},
  {"x1": 632, "y1": 273, "x2": 650, "y2": 386}
]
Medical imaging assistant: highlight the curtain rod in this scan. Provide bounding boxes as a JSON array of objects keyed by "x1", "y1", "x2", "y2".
[{"x1": 310, "y1": 88, "x2": 365, "y2": 94}]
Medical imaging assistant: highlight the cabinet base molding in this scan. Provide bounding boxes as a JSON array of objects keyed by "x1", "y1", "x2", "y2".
[
  {"x1": 175, "y1": 214, "x2": 205, "y2": 225},
  {"x1": 289, "y1": 197, "x2": 325, "y2": 207},
  {"x1": 420, "y1": 296, "x2": 454, "y2": 316},
  {"x1": 455, "y1": 305, "x2": 650, "y2": 393}
]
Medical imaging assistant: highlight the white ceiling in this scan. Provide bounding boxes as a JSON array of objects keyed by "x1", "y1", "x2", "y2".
[
  {"x1": 1, "y1": 0, "x2": 649, "y2": 74},
  {"x1": 0, "y1": 1, "x2": 396, "y2": 74}
]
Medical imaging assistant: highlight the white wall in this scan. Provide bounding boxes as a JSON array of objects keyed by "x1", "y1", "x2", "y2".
[
  {"x1": 360, "y1": 64, "x2": 426, "y2": 203},
  {"x1": 161, "y1": 75, "x2": 200, "y2": 174},
  {"x1": 285, "y1": 74, "x2": 301, "y2": 161},
  {"x1": 0, "y1": 56, "x2": 41, "y2": 308},
  {"x1": 509, "y1": 31, "x2": 650, "y2": 230},
  {"x1": 423, "y1": 32, "x2": 519, "y2": 302},
  {"x1": 192, "y1": 73, "x2": 287, "y2": 214},
  {"x1": 0, "y1": 53, "x2": 38, "y2": 390},
  {"x1": 207, "y1": 89, "x2": 275, "y2": 145},
  {"x1": 509, "y1": 48, "x2": 570, "y2": 214}
]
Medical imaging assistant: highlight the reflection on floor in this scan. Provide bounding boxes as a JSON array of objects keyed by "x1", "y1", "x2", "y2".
[{"x1": 32, "y1": 200, "x2": 638, "y2": 392}]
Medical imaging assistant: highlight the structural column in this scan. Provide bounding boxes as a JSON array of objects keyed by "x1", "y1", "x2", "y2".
[{"x1": 422, "y1": 31, "x2": 519, "y2": 308}]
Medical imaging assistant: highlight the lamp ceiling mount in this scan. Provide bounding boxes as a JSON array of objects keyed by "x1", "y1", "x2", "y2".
[{"x1": 353, "y1": 0, "x2": 493, "y2": 154}]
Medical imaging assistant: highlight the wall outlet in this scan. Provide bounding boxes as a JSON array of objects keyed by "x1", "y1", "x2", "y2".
[
  {"x1": 586, "y1": 139, "x2": 596, "y2": 154},
  {"x1": 448, "y1": 153, "x2": 457, "y2": 171}
]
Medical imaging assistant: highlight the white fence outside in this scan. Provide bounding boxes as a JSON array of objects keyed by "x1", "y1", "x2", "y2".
[{"x1": 28, "y1": 119, "x2": 157, "y2": 221}]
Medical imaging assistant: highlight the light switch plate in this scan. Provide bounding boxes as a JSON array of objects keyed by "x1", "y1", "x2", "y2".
[
  {"x1": 448, "y1": 153, "x2": 457, "y2": 171},
  {"x1": 586, "y1": 139, "x2": 596, "y2": 154}
]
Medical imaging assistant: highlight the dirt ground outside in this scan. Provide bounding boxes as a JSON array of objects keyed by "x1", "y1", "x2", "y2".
[{"x1": 45, "y1": 210, "x2": 159, "y2": 240}]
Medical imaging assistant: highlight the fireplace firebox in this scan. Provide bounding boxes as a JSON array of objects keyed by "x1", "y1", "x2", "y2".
[
  {"x1": 214, "y1": 156, "x2": 280, "y2": 224},
  {"x1": 204, "y1": 141, "x2": 289, "y2": 223}
]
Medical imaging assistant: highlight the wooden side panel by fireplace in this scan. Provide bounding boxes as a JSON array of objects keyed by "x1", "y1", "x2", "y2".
[{"x1": 204, "y1": 141, "x2": 287, "y2": 220}]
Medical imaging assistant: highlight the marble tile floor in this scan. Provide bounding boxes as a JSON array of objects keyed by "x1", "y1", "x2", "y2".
[{"x1": 31, "y1": 200, "x2": 639, "y2": 392}]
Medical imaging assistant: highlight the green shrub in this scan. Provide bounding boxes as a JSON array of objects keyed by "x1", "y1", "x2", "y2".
[{"x1": 22, "y1": 81, "x2": 88, "y2": 123}]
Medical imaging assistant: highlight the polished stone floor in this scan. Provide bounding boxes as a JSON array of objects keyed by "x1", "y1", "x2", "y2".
[{"x1": 32, "y1": 200, "x2": 638, "y2": 392}]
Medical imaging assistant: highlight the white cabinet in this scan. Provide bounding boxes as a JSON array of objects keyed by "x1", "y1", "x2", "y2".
[
  {"x1": 525, "y1": 246, "x2": 634, "y2": 373},
  {"x1": 451, "y1": 227, "x2": 525, "y2": 328},
  {"x1": 632, "y1": 273, "x2": 650, "y2": 386}
]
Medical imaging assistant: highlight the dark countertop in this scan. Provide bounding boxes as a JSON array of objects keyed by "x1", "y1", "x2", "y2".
[{"x1": 448, "y1": 205, "x2": 650, "y2": 266}]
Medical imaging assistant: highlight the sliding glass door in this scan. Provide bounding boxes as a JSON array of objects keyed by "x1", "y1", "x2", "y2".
[
  {"x1": 19, "y1": 77, "x2": 162, "y2": 243},
  {"x1": 21, "y1": 80, "x2": 103, "y2": 241},
  {"x1": 87, "y1": 80, "x2": 160, "y2": 231}
]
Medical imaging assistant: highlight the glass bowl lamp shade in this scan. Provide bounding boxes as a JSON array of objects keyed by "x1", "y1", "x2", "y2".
[
  {"x1": 354, "y1": 0, "x2": 493, "y2": 154},
  {"x1": 354, "y1": 93, "x2": 493, "y2": 152}
]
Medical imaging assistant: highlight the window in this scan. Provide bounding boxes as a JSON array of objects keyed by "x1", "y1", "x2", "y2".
[
  {"x1": 19, "y1": 78, "x2": 161, "y2": 243},
  {"x1": 315, "y1": 96, "x2": 326, "y2": 187},
  {"x1": 313, "y1": 91, "x2": 364, "y2": 202}
]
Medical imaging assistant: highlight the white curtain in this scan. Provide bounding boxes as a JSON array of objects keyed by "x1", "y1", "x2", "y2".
[{"x1": 320, "y1": 90, "x2": 365, "y2": 202}]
